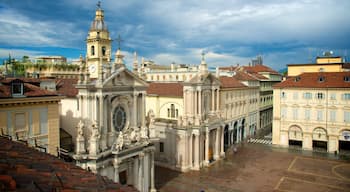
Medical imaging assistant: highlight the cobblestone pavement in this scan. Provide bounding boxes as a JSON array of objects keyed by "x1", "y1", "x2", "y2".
[{"x1": 155, "y1": 144, "x2": 350, "y2": 192}]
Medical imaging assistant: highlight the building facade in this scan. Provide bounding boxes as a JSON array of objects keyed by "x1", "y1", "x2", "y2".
[
  {"x1": 0, "y1": 78, "x2": 63, "y2": 155},
  {"x1": 219, "y1": 75, "x2": 260, "y2": 149},
  {"x1": 58, "y1": 4, "x2": 156, "y2": 192},
  {"x1": 272, "y1": 72, "x2": 350, "y2": 153},
  {"x1": 219, "y1": 63, "x2": 282, "y2": 137},
  {"x1": 287, "y1": 53, "x2": 349, "y2": 77},
  {"x1": 146, "y1": 57, "x2": 225, "y2": 172}
]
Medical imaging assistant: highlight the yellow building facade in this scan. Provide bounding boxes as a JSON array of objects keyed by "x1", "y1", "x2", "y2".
[
  {"x1": 272, "y1": 72, "x2": 350, "y2": 153},
  {"x1": 0, "y1": 78, "x2": 63, "y2": 155},
  {"x1": 287, "y1": 54, "x2": 347, "y2": 76}
]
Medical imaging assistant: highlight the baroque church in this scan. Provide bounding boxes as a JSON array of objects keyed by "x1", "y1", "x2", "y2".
[{"x1": 72, "y1": 3, "x2": 156, "y2": 192}]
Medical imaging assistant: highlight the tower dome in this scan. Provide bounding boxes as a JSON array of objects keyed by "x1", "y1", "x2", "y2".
[{"x1": 90, "y1": 6, "x2": 108, "y2": 31}]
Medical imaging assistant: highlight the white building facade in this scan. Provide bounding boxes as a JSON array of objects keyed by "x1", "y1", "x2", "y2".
[{"x1": 62, "y1": 4, "x2": 156, "y2": 192}]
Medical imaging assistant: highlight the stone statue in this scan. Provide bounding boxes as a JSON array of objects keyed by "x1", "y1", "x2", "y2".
[
  {"x1": 115, "y1": 132, "x2": 124, "y2": 151},
  {"x1": 76, "y1": 120, "x2": 86, "y2": 154},
  {"x1": 77, "y1": 120, "x2": 84, "y2": 138},
  {"x1": 89, "y1": 121, "x2": 100, "y2": 156},
  {"x1": 91, "y1": 121, "x2": 100, "y2": 139}
]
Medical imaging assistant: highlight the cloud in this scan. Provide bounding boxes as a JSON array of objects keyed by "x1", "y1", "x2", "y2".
[
  {"x1": 1, "y1": 0, "x2": 349, "y2": 71},
  {"x1": 0, "y1": 8, "x2": 84, "y2": 48},
  {"x1": 0, "y1": 48, "x2": 44, "y2": 60}
]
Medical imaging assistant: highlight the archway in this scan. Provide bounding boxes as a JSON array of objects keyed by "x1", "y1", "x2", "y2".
[
  {"x1": 224, "y1": 124, "x2": 229, "y2": 151},
  {"x1": 339, "y1": 130, "x2": 350, "y2": 154},
  {"x1": 312, "y1": 127, "x2": 327, "y2": 151},
  {"x1": 233, "y1": 121, "x2": 238, "y2": 143},
  {"x1": 241, "y1": 119, "x2": 245, "y2": 141},
  {"x1": 288, "y1": 125, "x2": 303, "y2": 148}
]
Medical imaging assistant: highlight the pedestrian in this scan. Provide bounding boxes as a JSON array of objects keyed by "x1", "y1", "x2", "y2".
[{"x1": 233, "y1": 144, "x2": 237, "y2": 154}]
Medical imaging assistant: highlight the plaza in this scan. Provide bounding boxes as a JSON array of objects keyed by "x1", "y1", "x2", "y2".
[{"x1": 155, "y1": 144, "x2": 350, "y2": 192}]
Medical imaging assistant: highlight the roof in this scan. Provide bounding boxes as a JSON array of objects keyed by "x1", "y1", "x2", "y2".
[
  {"x1": 0, "y1": 137, "x2": 138, "y2": 191},
  {"x1": 219, "y1": 76, "x2": 247, "y2": 88},
  {"x1": 232, "y1": 71, "x2": 258, "y2": 81},
  {"x1": 273, "y1": 72, "x2": 350, "y2": 88},
  {"x1": 243, "y1": 64, "x2": 280, "y2": 75},
  {"x1": 0, "y1": 78, "x2": 58, "y2": 98},
  {"x1": 56, "y1": 78, "x2": 78, "y2": 97},
  {"x1": 147, "y1": 83, "x2": 183, "y2": 97}
]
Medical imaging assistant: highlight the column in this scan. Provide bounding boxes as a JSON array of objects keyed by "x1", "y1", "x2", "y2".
[
  {"x1": 184, "y1": 91, "x2": 187, "y2": 116},
  {"x1": 150, "y1": 151, "x2": 156, "y2": 192},
  {"x1": 214, "y1": 129, "x2": 220, "y2": 160},
  {"x1": 100, "y1": 95, "x2": 107, "y2": 150},
  {"x1": 133, "y1": 157, "x2": 139, "y2": 189},
  {"x1": 133, "y1": 93, "x2": 138, "y2": 128},
  {"x1": 143, "y1": 152, "x2": 149, "y2": 192},
  {"x1": 198, "y1": 90, "x2": 202, "y2": 117},
  {"x1": 189, "y1": 135, "x2": 193, "y2": 167},
  {"x1": 205, "y1": 131, "x2": 209, "y2": 165},
  {"x1": 138, "y1": 153, "x2": 144, "y2": 191},
  {"x1": 194, "y1": 90, "x2": 198, "y2": 115},
  {"x1": 141, "y1": 93, "x2": 146, "y2": 128},
  {"x1": 211, "y1": 88, "x2": 215, "y2": 112},
  {"x1": 113, "y1": 160, "x2": 119, "y2": 183},
  {"x1": 216, "y1": 89, "x2": 220, "y2": 112},
  {"x1": 127, "y1": 160, "x2": 133, "y2": 185},
  {"x1": 193, "y1": 135, "x2": 200, "y2": 170},
  {"x1": 220, "y1": 127, "x2": 225, "y2": 157}
]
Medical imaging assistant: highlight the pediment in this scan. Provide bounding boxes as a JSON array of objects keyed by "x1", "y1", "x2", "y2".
[{"x1": 103, "y1": 67, "x2": 148, "y2": 88}]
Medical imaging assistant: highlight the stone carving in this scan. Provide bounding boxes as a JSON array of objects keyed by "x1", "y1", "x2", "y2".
[
  {"x1": 115, "y1": 132, "x2": 124, "y2": 151},
  {"x1": 89, "y1": 121, "x2": 100, "y2": 156},
  {"x1": 91, "y1": 121, "x2": 100, "y2": 139},
  {"x1": 148, "y1": 110, "x2": 155, "y2": 125},
  {"x1": 76, "y1": 120, "x2": 86, "y2": 154}
]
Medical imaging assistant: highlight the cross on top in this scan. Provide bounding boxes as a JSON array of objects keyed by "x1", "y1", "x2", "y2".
[
  {"x1": 115, "y1": 35, "x2": 123, "y2": 50},
  {"x1": 97, "y1": 1, "x2": 101, "y2": 9}
]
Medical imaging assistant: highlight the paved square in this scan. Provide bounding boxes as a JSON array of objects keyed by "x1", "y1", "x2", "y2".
[{"x1": 155, "y1": 144, "x2": 350, "y2": 192}]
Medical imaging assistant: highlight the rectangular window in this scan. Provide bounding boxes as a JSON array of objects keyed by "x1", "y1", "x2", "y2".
[
  {"x1": 12, "y1": 83, "x2": 23, "y2": 95},
  {"x1": 293, "y1": 92, "x2": 298, "y2": 100},
  {"x1": 15, "y1": 113, "x2": 25, "y2": 131},
  {"x1": 40, "y1": 110, "x2": 48, "y2": 134},
  {"x1": 330, "y1": 93, "x2": 336, "y2": 100},
  {"x1": 305, "y1": 109, "x2": 310, "y2": 120},
  {"x1": 317, "y1": 110, "x2": 323, "y2": 121},
  {"x1": 330, "y1": 110, "x2": 336, "y2": 122},
  {"x1": 293, "y1": 108, "x2": 298, "y2": 120},
  {"x1": 344, "y1": 111, "x2": 350, "y2": 123},
  {"x1": 159, "y1": 142, "x2": 164, "y2": 153},
  {"x1": 303, "y1": 92, "x2": 312, "y2": 99},
  {"x1": 316, "y1": 93, "x2": 324, "y2": 99},
  {"x1": 281, "y1": 108, "x2": 287, "y2": 118},
  {"x1": 343, "y1": 93, "x2": 350, "y2": 100}
]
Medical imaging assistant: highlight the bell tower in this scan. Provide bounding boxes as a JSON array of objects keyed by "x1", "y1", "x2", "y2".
[{"x1": 86, "y1": 1, "x2": 112, "y2": 78}]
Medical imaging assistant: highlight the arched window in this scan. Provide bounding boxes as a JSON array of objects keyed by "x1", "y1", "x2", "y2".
[
  {"x1": 91, "y1": 46, "x2": 95, "y2": 56},
  {"x1": 171, "y1": 104, "x2": 175, "y2": 118},
  {"x1": 102, "y1": 46, "x2": 106, "y2": 56}
]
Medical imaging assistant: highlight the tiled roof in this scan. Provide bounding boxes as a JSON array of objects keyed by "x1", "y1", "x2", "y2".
[
  {"x1": 0, "y1": 78, "x2": 58, "y2": 98},
  {"x1": 219, "y1": 76, "x2": 247, "y2": 88},
  {"x1": 56, "y1": 78, "x2": 78, "y2": 97},
  {"x1": 243, "y1": 64, "x2": 280, "y2": 75},
  {"x1": 0, "y1": 137, "x2": 138, "y2": 192},
  {"x1": 273, "y1": 72, "x2": 350, "y2": 88},
  {"x1": 233, "y1": 71, "x2": 258, "y2": 81},
  {"x1": 147, "y1": 83, "x2": 183, "y2": 97}
]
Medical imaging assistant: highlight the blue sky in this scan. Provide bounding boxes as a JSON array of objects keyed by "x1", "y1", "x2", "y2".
[{"x1": 0, "y1": 0, "x2": 349, "y2": 71}]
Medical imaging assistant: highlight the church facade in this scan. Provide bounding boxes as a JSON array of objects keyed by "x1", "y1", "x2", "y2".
[
  {"x1": 146, "y1": 56, "x2": 225, "y2": 172},
  {"x1": 71, "y1": 4, "x2": 156, "y2": 192}
]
